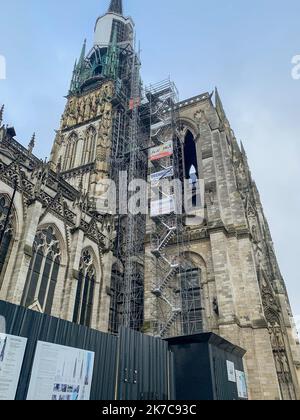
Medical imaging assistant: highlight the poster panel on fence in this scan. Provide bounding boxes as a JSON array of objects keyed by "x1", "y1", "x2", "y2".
[
  {"x1": 27, "y1": 341, "x2": 95, "y2": 401},
  {"x1": 226, "y1": 360, "x2": 236, "y2": 383},
  {"x1": 236, "y1": 370, "x2": 248, "y2": 400},
  {"x1": 0, "y1": 333, "x2": 27, "y2": 400}
]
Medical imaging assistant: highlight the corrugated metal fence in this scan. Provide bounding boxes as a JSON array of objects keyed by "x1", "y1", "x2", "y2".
[
  {"x1": 117, "y1": 328, "x2": 174, "y2": 400},
  {"x1": 0, "y1": 300, "x2": 173, "y2": 400}
]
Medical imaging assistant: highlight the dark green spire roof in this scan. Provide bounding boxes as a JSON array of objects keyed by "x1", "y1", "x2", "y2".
[{"x1": 108, "y1": 0, "x2": 123, "y2": 15}]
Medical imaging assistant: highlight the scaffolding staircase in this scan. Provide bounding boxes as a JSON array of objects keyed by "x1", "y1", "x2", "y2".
[{"x1": 147, "y1": 79, "x2": 185, "y2": 338}]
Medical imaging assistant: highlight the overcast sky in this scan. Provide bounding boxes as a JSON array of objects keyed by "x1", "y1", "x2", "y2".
[{"x1": 0, "y1": 0, "x2": 299, "y2": 331}]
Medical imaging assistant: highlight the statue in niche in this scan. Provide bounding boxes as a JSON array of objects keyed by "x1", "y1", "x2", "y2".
[
  {"x1": 56, "y1": 156, "x2": 62, "y2": 174},
  {"x1": 251, "y1": 225, "x2": 259, "y2": 243},
  {"x1": 86, "y1": 128, "x2": 95, "y2": 162},
  {"x1": 76, "y1": 99, "x2": 82, "y2": 124},
  {"x1": 79, "y1": 97, "x2": 86, "y2": 123},
  {"x1": 206, "y1": 189, "x2": 215, "y2": 205},
  {"x1": 67, "y1": 98, "x2": 78, "y2": 127},
  {"x1": 234, "y1": 158, "x2": 247, "y2": 189},
  {"x1": 61, "y1": 112, "x2": 68, "y2": 130},
  {"x1": 91, "y1": 94, "x2": 97, "y2": 118},
  {"x1": 96, "y1": 94, "x2": 105, "y2": 116},
  {"x1": 103, "y1": 84, "x2": 113, "y2": 101},
  {"x1": 101, "y1": 106, "x2": 112, "y2": 132},
  {"x1": 96, "y1": 106, "x2": 112, "y2": 163},
  {"x1": 84, "y1": 95, "x2": 92, "y2": 120},
  {"x1": 254, "y1": 245, "x2": 264, "y2": 268}
]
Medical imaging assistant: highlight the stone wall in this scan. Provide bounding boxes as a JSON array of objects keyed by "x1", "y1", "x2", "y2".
[{"x1": 144, "y1": 92, "x2": 300, "y2": 400}]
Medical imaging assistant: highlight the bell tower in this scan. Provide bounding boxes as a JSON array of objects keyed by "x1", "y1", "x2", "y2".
[{"x1": 49, "y1": 0, "x2": 134, "y2": 204}]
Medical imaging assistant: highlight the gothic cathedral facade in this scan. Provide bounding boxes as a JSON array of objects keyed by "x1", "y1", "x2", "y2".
[{"x1": 0, "y1": 0, "x2": 299, "y2": 400}]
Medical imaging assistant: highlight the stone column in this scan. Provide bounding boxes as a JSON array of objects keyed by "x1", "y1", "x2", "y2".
[
  {"x1": 143, "y1": 248, "x2": 156, "y2": 334},
  {"x1": 60, "y1": 227, "x2": 84, "y2": 321},
  {"x1": 94, "y1": 250, "x2": 113, "y2": 332},
  {"x1": 209, "y1": 229, "x2": 237, "y2": 325}
]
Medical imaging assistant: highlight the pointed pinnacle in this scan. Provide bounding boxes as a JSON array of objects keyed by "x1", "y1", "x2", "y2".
[
  {"x1": 0, "y1": 104, "x2": 4, "y2": 126},
  {"x1": 28, "y1": 132, "x2": 36, "y2": 154},
  {"x1": 79, "y1": 39, "x2": 87, "y2": 64}
]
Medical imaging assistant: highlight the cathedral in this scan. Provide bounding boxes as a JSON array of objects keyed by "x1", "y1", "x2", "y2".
[{"x1": 0, "y1": 0, "x2": 299, "y2": 400}]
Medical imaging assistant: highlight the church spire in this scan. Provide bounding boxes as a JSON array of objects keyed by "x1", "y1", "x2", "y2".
[
  {"x1": 79, "y1": 39, "x2": 86, "y2": 66},
  {"x1": 108, "y1": 0, "x2": 123, "y2": 15}
]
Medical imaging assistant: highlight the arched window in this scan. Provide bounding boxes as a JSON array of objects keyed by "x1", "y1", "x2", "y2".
[
  {"x1": 22, "y1": 226, "x2": 61, "y2": 314},
  {"x1": 0, "y1": 196, "x2": 14, "y2": 288},
  {"x1": 183, "y1": 130, "x2": 201, "y2": 208},
  {"x1": 82, "y1": 126, "x2": 96, "y2": 165},
  {"x1": 179, "y1": 262, "x2": 203, "y2": 336},
  {"x1": 73, "y1": 249, "x2": 96, "y2": 327},
  {"x1": 64, "y1": 133, "x2": 78, "y2": 170},
  {"x1": 184, "y1": 130, "x2": 199, "y2": 181}
]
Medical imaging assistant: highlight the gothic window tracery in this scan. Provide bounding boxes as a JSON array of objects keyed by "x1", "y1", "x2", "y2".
[
  {"x1": 22, "y1": 226, "x2": 61, "y2": 314},
  {"x1": 0, "y1": 196, "x2": 14, "y2": 288},
  {"x1": 82, "y1": 126, "x2": 97, "y2": 165},
  {"x1": 64, "y1": 132, "x2": 78, "y2": 170},
  {"x1": 260, "y1": 272, "x2": 297, "y2": 400},
  {"x1": 73, "y1": 249, "x2": 96, "y2": 327}
]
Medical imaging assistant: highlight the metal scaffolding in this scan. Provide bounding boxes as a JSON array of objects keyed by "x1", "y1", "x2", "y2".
[
  {"x1": 146, "y1": 79, "x2": 183, "y2": 338},
  {"x1": 109, "y1": 40, "x2": 149, "y2": 333},
  {"x1": 146, "y1": 79, "x2": 203, "y2": 338},
  {"x1": 108, "y1": 56, "x2": 204, "y2": 336}
]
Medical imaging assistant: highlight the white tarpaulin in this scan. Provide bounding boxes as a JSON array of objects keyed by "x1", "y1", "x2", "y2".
[
  {"x1": 27, "y1": 341, "x2": 95, "y2": 401},
  {"x1": 150, "y1": 167, "x2": 174, "y2": 183},
  {"x1": 151, "y1": 196, "x2": 175, "y2": 217}
]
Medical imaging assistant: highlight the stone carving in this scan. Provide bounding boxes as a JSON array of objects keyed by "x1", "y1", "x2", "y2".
[
  {"x1": 234, "y1": 158, "x2": 247, "y2": 190},
  {"x1": 194, "y1": 109, "x2": 207, "y2": 125},
  {"x1": 213, "y1": 297, "x2": 219, "y2": 316},
  {"x1": 96, "y1": 103, "x2": 113, "y2": 163},
  {"x1": 254, "y1": 245, "x2": 264, "y2": 269},
  {"x1": 206, "y1": 189, "x2": 215, "y2": 206},
  {"x1": 60, "y1": 82, "x2": 114, "y2": 130},
  {"x1": 0, "y1": 195, "x2": 14, "y2": 236},
  {"x1": 50, "y1": 131, "x2": 64, "y2": 171},
  {"x1": 66, "y1": 98, "x2": 77, "y2": 128},
  {"x1": 31, "y1": 160, "x2": 49, "y2": 199},
  {"x1": 259, "y1": 271, "x2": 297, "y2": 399}
]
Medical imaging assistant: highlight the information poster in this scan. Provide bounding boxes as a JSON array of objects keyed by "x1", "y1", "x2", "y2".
[
  {"x1": 27, "y1": 342, "x2": 95, "y2": 401},
  {"x1": 236, "y1": 370, "x2": 248, "y2": 400},
  {"x1": 149, "y1": 141, "x2": 173, "y2": 161},
  {"x1": 0, "y1": 333, "x2": 27, "y2": 400},
  {"x1": 226, "y1": 360, "x2": 236, "y2": 383}
]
